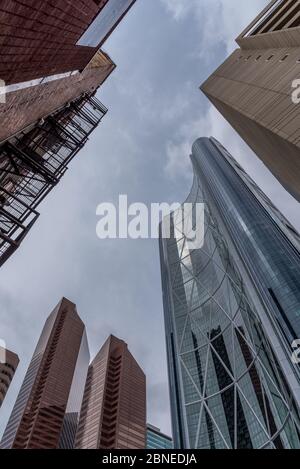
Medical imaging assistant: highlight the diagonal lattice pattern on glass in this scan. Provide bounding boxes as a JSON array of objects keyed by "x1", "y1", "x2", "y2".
[{"x1": 159, "y1": 137, "x2": 300, "y2": 449}]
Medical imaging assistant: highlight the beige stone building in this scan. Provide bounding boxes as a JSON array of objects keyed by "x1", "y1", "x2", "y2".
[{"x1": 201, "y1": 0, "x2": 300, "y2": 202}]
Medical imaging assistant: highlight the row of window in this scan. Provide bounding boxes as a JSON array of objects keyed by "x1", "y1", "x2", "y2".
[
  {"x1": 237, "y1": 53, "x2": 300, "y2": 64},
  {"x1": 0, "y1": 362, "x2": 16, "y2": 372}
]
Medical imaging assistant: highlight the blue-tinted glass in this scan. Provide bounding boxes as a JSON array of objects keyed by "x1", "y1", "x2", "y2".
[{"x1": 159, "y1": 137, "x2": 300, "y2": 449}]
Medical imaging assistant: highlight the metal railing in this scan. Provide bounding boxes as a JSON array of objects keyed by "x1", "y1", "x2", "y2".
[{"x1": 0, "y1": 92, "x2": 108, "y2": 267}]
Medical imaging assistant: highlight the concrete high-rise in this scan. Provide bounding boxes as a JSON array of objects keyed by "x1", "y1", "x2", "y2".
[
  {"x1": 0, "y1": 298, "x2": 89, "y2": 449},
  {"x1": 159, "y1": 137, "x2": 300, "y2": 449},
  {"x1": 201, "y1": 0, "x2": 300, "y2": 202},
  {"x1": 75, "y1": 335, "x2": 146, "y2": 449},
  {"x1": 0, "y1": 346, "x2": 19, "y2": 408}
]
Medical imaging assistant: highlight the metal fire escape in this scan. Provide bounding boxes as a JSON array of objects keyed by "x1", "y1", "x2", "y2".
[{"x1": 0, "y1": 93, "x2": 108, "y2": 267}]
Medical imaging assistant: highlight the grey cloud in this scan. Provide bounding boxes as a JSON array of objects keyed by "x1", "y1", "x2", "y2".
[{"x1": 1, "y1": 0, "x2": 298, "y2": 440}]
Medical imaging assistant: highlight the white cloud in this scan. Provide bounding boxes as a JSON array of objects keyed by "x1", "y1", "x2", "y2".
[
  {"x1": 161, "y1": 0, "x2": 299, "y2": 230},
  {"x1": 162, "y1": 0, "x2": 269, "y2": 181},
  {"x1": 1, "y1": 0, "x2": 299, "y2": 441},
  {"x1": 164, "y1": 104, "x2": 229, "y2": 178},
  {"x1": 164, "y1": 102, "x2": 300, "y2": 230},
  {"x1": 161, "y1": 0, "x2": 267, "y2": 55},
  {"x1": 160, "y1": 0, "x2": 194, "y2": 20}
]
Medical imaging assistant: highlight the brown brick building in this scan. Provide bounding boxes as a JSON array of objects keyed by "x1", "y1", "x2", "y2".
[
  {"x1": 75, "y1": 335, "x2": 146, "y2": 449},
  {"x1": 0, "y1": 0, "x2": 138, "y2": 142},
  {"x1": 0, "y1": 0, "x2": 137, "y2": 268},
  {"x1": 0, "y1": 298, "x2": 90, "y2": 449},
  {"x1": 0, "y1": 0, "x2": 136, "y2": 85},
  {"x1": 0, "y1": 345, "x2": 19, "y2": 407},
  {"x1": 0, "y1": 50, "x2": 115, "y2": 143},
  {"x1": 201, "y1": 0, "x2": 300, "y2": 202}
]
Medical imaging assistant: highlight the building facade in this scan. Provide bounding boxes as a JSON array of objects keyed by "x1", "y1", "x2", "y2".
[
  {"x1": 0, "y1": 0, "x2": 138, "y2": 267},
  {"x1": 159, "y1": 137, "x2": 300, "y2": 449},
  {"x1": 0, "y1": 50, "x2": 115, "y2": 143},
  {"x1": 0, "y1": 0, "x2": 136, "y2": 85},
  {"x1": 201, "y1": 0, "x2": 300, "y2": 202},
  {"x1": 146, "y1": 424, "x2": 173, "y2": 449},
  {"x1": 0, "y1": 298, "x2": 89, "y2": 449},
  {"x1": 75, "y1": 335, "x2": 146, "y2": 449},
  {"x1": 0, "y1": 346, "x2": 19, "y2": 408}
]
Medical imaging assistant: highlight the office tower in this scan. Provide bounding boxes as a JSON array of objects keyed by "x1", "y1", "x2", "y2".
[
  {"x1": 0, "y1": 0, "x2": 137, "y2": 85},
  {"x1": 146, "y1": 424, "x2": 173, "y2": 449},
  {"x1": 0, "y1": 346, "x2": 19, "y2": 407},
  {"x1": 0, "y1": 298, "x2": 89, "y2": 449},
  {"x1": 0, "y1": 92, "x2": 107, "y2": 268},
  {"x1": 201, "y1": 0, "x2": 300, "y2": 202},
  {"x1": 159, "y1": 137, "x2": 300, "y2": 449},
  {"x1": 0, "y1": 50, "x2": 115, "y2": 143},
  {"x1": 75, "y1": 335, "x2": 146, "y2": 449}
]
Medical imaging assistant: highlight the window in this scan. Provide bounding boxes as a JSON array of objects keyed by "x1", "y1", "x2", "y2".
[
  {"x1": 77, "y1": 0, "x2": 134, "y2": 47},
  {"x1": 280, "y1": 54, "x2": 289, "y2": 62}
]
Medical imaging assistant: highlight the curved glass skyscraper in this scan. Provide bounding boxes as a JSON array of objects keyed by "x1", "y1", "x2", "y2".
[{"x1": 159, "y1": 137, "x2": 300, "y2": 449}]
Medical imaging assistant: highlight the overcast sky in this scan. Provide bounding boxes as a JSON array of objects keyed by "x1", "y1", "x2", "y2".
[{"x1": 1, "y1": 0, "x2": 299, "y2": 438}]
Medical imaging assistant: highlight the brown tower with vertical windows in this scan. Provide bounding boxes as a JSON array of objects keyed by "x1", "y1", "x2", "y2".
[
  {"x1": 201, "y1": 0, "x2": 300, "y2": 202},
  {"x1": 0, "y1": 346, "x2": 19, "y2": 407},
  {"x1": 75, "y1": 335, "x2": 146, "y2": 449},
  {"x1": 0, "y1": 298, "x2": 90, "y2": 449}
]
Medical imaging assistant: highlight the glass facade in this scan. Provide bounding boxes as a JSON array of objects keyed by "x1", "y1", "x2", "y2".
[
  {"x1": 147, "y1": 425, "x2": 173, "y2": 449},
  {"x1": 77, "y1": 0, "x2": 136, "y2": 48},
  {"x1": 159, "y1": 137, "x2": 300, "y2": 449},
  {"x1": 200, "y1": 138, "x2": 300, "y2": 344}
]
